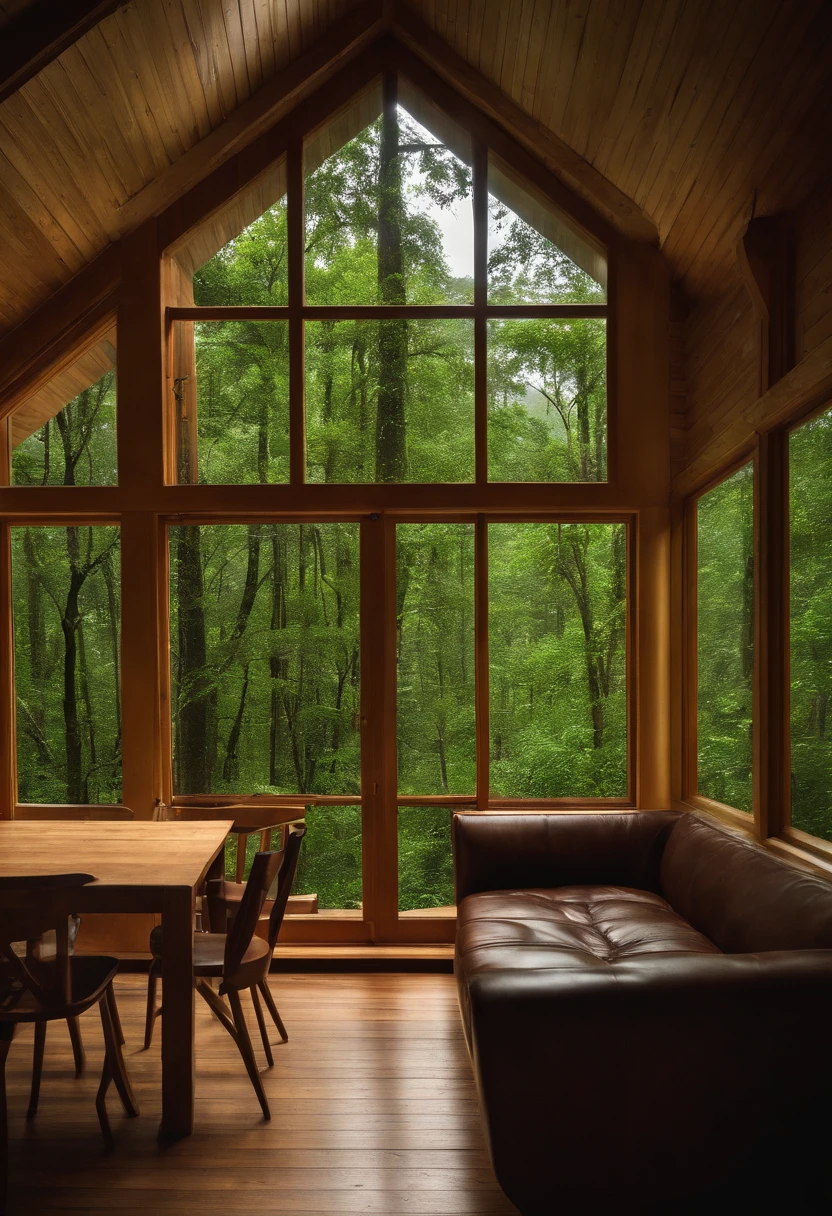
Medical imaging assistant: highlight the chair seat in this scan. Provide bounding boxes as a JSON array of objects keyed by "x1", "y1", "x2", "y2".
[
  {"x1": 0, "y1": 954, "x2": 119, "y2": 1023},
  {"x1": 149, "y1": 926, "x2": 271, "y2": 982}
]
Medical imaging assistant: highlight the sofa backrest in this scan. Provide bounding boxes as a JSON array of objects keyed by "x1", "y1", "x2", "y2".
[
  {"x1": 661, "y1": 814, "x2": 832, "y2": 952},
  {"x1": 453, "y1": 810, "x2": 681, "y2": 903}
]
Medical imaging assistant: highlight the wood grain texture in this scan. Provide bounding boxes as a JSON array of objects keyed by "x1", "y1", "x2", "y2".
[
  {"x1": 0, "y1": 0, "x2": 829, "y2": 343},
  {"x1": 3, "y1": 972, "x2": 517, "y2": 1214}
]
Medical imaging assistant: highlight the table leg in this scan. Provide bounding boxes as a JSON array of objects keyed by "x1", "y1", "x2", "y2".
[
  {"x1": 204, "y1": 848, "x2": 226, "y2": 934},
  {"x1": 160, "y1": 886, "x2": 195, "y2": 1140}
]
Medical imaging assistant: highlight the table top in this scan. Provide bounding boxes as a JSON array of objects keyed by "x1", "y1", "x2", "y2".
[{"x1": 0, "y1": 820, "x2": 232, "y2": 891}]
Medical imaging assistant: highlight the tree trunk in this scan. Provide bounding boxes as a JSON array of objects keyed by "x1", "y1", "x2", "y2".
[
  {"x1": 376, "y1": 76, "x2": 408, "y2": 482},
  {"x1": 269, "y1": 527, "x2": 289, "y2": 786},
  {"x1": 103, "y1": 546, "x2": 122, "y2": 752},
  {"x1": 176, "y1": 525, "x2": 216, "y2": 792},
  {"x1": 62, "y1": 528, "x2": 84, "y2": 803},
  {"x1": 24, "y1": 529, "x2": 47, "y2": 689},
  {"x1": 223, "y1": 663, "x2": 250, "y2": 784},
  {"x1": 77, "y1": 619, "x2": 96, "y2": 802}
]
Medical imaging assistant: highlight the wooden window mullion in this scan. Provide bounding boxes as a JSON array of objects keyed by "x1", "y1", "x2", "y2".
[
  {"x1": 288, "y1": 137, "x2": 305, "y2": 486},
  {"x1": 475, "y1": 513, "x2": 489, "y2": 808}
]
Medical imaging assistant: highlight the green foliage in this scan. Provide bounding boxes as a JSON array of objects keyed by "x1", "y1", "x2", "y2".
[
  {"x1": 397, "y1": 525, "x2": 476, "y2": 796},
  {"x1": 790, "y1": 409, "x2": 832, "y2": 840},
  {"x1": 12, "y1": 525, "x2": 121, "y2": 804},
  {"x1": 12, "y1": 371, "x2": 117, "y2": 487},
  {"x1": 488, "y1": 199, "x2": 605, "y2": 305},
  {"x1": 399, "y1": 807, "x2": 454, "y2": 911},
  {"x1": 170, "y1": 523, "x2": 360, "y2": 798},
  {"x1": 11, "y1": 94, "x2": 627, "y2": 913},
  {"x1": 489, "y1": 523, "x2": 627, "y2": 798},
  {"x1": 488, "y1": 318, "x2": 606, "y2": 482},
  {"x1": 697, "y1": 463, "x2": 754, "y2": 812}
]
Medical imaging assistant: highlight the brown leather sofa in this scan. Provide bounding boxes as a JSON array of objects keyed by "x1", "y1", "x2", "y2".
[{"x1": 454, "y1": 810, "x2": 832, "y2": 1214}]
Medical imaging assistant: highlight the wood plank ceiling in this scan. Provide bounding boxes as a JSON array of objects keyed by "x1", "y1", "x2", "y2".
[{"x1": 0, "y1": 0, "x2": 830, "y2": 343}]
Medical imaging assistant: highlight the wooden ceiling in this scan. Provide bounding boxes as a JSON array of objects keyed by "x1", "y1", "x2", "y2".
[{"x1": 0, "y1": 0, "x2": 830, "y2": 344}]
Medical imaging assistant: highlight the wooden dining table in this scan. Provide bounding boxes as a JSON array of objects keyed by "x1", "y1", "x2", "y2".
[{"x1": 0, "y1": 818, "x2": 232, "y2": 1139}]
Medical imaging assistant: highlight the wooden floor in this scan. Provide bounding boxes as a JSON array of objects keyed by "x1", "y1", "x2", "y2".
[{"x1": 5, "y1": 972, "x2": 518, "y2": 1214}]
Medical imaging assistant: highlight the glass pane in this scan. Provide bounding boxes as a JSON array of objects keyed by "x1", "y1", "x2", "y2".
[
  {"x1": 305, "y1": 103, "x2": 473, "y2": 306},
  {"x1": 488, "y1": 162, "x2": 606, "y2": 304},
  {"x1": 489, "y1": 523, "x2": 627, "y2": 797},
  {"x1": 170, "y1": 523, "x2": 360, "y2": 795},
  {"x1": 697, "y1": 463, "x2": 754, "y2": 812},
  {"x1": 398, "y1": 807, "x2": 455, "y2": 912},
  {"x1": 11, "y1": 346, "x2": 117, "y2": 487},
  {"x1": 790, "y1": 408, "x2": 832, "y2": 840},
  {"x1": 291, "y1": 805, "x2": 363, "y2": 911},
  {"x1": 192, "y1": 194, "x2": 287, "y2": 306},
  {"x1": 12, "y1": 526, "x2": 121, "y2": 803},
  {"x1": 306, "y1": 319, "x2": 474, "y2": 483},
  {"x1": 173, "y1": 321, "x2": 289, "y2": 485},
  {"x1": 488, "y1": 318, "x2": 606, "y2": 482},
  {"x1": 397, "y1": 524, "x2": 475, "y2": 795}
]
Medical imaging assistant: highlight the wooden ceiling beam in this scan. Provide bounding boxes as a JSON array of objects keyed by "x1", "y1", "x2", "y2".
[
  {"x1": 0, "y1": 243, "x2": 120, "y2": 418},
  {"x1": 388, "y1": 1, "x2": 659, "y2": 247},
  {"x1": 116, "y1": 0, "x2": 387, "y2": 237},
  {"x1": 0, "y1": 0, "x2": 129, "y2": 104}
]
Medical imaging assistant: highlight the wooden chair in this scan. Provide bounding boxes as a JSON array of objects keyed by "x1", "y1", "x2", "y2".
[
  {"x1": 142, "y1": 825, "x2": 306, "y2": 1118},
  {"x1": 9, "y1": 806, "x2": 134, "y2": 1085},
  {"x1": 152, "y1": 803, "x2": 307, "y2": 932},
  {"x1": 1, "y1": 874, "x2": 139, "y2": 1209}
]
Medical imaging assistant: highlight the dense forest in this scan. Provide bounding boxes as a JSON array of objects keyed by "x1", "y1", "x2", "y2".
[
  {"x1": 10, "y1": 97, "x2": 629, "y2": 912},
  {"x1": 697, "y1": 462, "x2": 754, "y2": 812},
  {"x1": 790, "y1": 407, "x2": 832, "y2": 841}
]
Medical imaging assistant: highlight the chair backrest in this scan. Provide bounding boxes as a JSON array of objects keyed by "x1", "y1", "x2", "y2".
[
  {"x1": 14, "y1": 806, "x2": 134, "y2": 821},
  {"x1": 266, "y1": 824, "x2": 307, "y2": 951},
  {"x1": 222, "y1": 851, "x2": 284, "y2": 981},
  {"x1": 222, "y1": 825, "x2": 307, "y2": 977},
  {"x1": 0, "y1": 874, "x2": 96, "y2": 1009}
]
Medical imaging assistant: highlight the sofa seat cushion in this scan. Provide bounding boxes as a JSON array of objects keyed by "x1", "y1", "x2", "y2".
[
  {"x1": 458, "y1": 885, "x2": 720, "y2": 972},
  {"x1": 456, "y1": 886, "x2": 721, "y2": 1046}
]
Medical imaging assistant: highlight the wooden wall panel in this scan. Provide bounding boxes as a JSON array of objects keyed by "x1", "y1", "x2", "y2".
[
  {"x1": 673, "y1": 271, "x2": 759, "y2": 478},
  {"x1": 1, "y1": 0, "x2": 830, "y2": 347},
  {"x1": 796, "y1": 190, "x2": 832, "y2": 361}
]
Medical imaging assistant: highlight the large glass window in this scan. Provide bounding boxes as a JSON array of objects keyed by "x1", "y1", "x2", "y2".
[
  {"x1": 11, "y1": 334, "x2": 117, "y2": 487},
  {"x1": 172, "y1": 320, "x2": 289, "y2": 485},
  {"x1": 488, "y1": 318, "x2": 606, "y2": 482},
  {"x1": 156, "y1": 71, "x2": 620, "y2": 938},
  {"x1": 489, "y1": 522, "x2": 627, "y2": 798},
  {"x1": 305, "y1": 96, "x2": 473, "y2": 307},
  {"x1": 696, "y1": 463, "x2": 754, "y2": 812},
  {"x1": 306, "y1": 319, "x2": 474, "y2": 483},
  {"x1": 12, "y1": 525, "x2": 121, "y2": 804},
  {"x1": 397, "y1": 523, "x2": 476, "y2": 796},
  {"x1": 169, "y1": 522, "x2": 360, "y2": 796},
  {"x1": 790, "y1": 408, "x2": 832, "y2": 840}
]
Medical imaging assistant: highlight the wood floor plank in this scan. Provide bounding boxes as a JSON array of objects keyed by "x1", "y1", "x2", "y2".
[{"x1": 4, "y1": 972, "x2": 518, "y2": 1215}]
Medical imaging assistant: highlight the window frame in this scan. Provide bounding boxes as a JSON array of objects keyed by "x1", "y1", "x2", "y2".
[
  {"x1": 682, "y1": 451, "x2": 758, "y2": 830},
  {"x1": 0, "y1": 42, "x2": 681, "y2": 951}
]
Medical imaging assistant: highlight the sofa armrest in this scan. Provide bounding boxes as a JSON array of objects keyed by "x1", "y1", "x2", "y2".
[
  {"x1": 467, "y1": 952, "x2": 832, "y2": 1212},
  {"x1": 452, "y1": 810, "x2": 681, "y2": 903}
]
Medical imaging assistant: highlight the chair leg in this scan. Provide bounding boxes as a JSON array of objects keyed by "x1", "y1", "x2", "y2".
[
  {"x1": 1, "y1": 1028, "x2": 13, "y2": 1215},
  {"x1": 258, "y1": 978, "x2": 288, "y2": 1042},
  {"x1": 99, "y1": 988, "x2": 139, "y2": 1120},
  {"x1": 67, "y1": 1016, "x2": 85, "y2": 1076},
  {"x1": 26, "y1": 1021, "x2": 46, "y2": 1120},
  {"x1": 105, "y1": 985, "x2": 125, "y2": 1047},
  {"x1": 95, "y1": 1055, "x2": 114, "y2": 1155},
  {"x1": 143, "y1": 962, "x2": 161, "y2": 1050},
  {"x1": 226, "y1": 988, "x2": 271, "y2": 1120},
  {"x1": 250, "y1": 985, "x2": 274, "y2": 1068}
]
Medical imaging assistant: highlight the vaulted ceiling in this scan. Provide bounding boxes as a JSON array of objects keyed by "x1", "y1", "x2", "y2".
[{"x1": 0, "y1": 0, "x2": 830, "y2": 343}]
